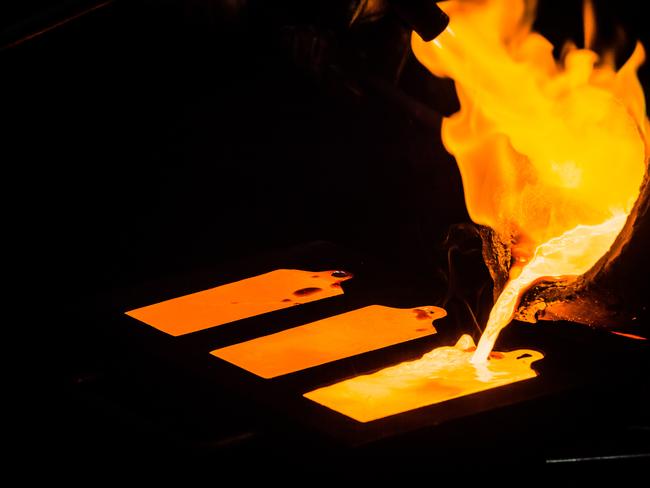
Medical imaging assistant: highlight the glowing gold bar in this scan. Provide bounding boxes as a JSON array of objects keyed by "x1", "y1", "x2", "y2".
[
  {"x1": 304, "y1": 335, "x2": 543, "y2": 422},
  {"x1": 211, "y1": 305, "x2": 445, "y2": 378},
  {"x1": 126, "y1": 269, "x2": 352, "y2": 336}
]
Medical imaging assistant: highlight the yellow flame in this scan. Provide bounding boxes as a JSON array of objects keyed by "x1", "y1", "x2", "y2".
[{"x1": 412, "y1": 0, "x2": 649, "y2": 362}]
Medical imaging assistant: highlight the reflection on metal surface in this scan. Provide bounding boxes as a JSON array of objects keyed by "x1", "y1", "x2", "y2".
[
  {"x1": 546, "y1": 453, "x2": 650, "y2": 464},
  {"x1": 212, "y1": 305, "x2": 445, "y2": 378},
  {"x1": 304, "y1": 334, "x2": 542, "y2": 422},
  {"x1": 126, "y1": 269, "x2": 352, "y2": 336},
  {"x1": 611, "y1": 331, "x2": 647, "y2": 341}
]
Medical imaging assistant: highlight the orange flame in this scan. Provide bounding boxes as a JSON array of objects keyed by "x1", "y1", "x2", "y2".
[{"x1": 413, "y1": 0, "x2": 649, "y2": 361}]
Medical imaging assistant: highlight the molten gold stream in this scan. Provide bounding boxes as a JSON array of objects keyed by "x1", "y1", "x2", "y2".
[{"x1": 473, "y1": 213, "x2": 627, "y2": 363}]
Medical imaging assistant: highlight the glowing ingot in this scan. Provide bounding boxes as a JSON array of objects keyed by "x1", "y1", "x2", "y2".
[
  {"x1": 126, "y1": 269, "x2": 352, "y2": 336},
  {"x1": 212, "y1": 305, "x2": 445, "y2": 378}
]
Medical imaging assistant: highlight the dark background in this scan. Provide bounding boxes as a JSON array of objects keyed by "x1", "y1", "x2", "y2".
[
  {"x1": 5, "y1": 0, "x2": 648, "y2": 473},
  {"x1": 6, "y1": 0, "x2": 647, "y2": 305}
]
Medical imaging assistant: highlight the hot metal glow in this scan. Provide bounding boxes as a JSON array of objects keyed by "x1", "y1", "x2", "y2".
[
  {"x1": 473, "y1": 214, "x2": 627, "y2": 362},
  {"x1": 212, "y1": 305, "x2": 444, "y2": 378},
  {"x1": 304, "y1": 334, "x2": 542, "y2": 422},
  {"x1": 126, "y1": 269, "x2": 352, "y2": 336}
]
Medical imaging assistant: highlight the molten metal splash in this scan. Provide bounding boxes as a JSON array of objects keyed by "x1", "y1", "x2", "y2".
[
  {"x1": 305, "y1": 334, "x2": 542, "y2": 422},
  {"x1": 473, "y1": 213, "x2": 626, "y2": 362},
  {"x1": 412, "y1": 0, "x2": 649, "y2": 362}
]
